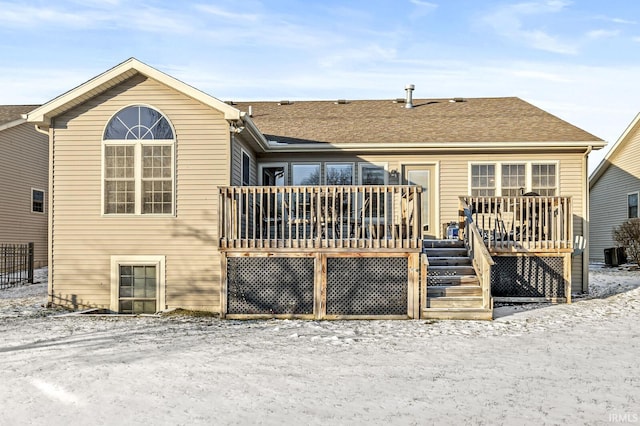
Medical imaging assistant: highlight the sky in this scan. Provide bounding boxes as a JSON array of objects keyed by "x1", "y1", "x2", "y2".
[{"x1": 1, "y1": 0, "x2": 639, "y2": 172}]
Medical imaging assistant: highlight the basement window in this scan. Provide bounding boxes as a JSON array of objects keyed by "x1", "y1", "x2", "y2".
[{"x1": 111, "y1": 255, "x2": 165, "y2": 314}]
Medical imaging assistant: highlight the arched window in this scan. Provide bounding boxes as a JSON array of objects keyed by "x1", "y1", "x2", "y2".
[
  {"x1": 104, "y1": 105, "x2": 174, "y2": 140},
  {"x1": 103, "y1": 106, "x2": 175, "y2": 215}
]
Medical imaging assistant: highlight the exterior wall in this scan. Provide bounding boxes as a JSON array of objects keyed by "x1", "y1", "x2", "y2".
[
  {"x1": 231, "y1": 135, "x2": 257, "y2": 186},
  {"x1": 50, "y1": 74, "x2": 229, "y2": 311},
  {"x1": 258, "y1": 150, "x2": 587, "y2": 291},
  {"x1": 0, "y1": 122, "x2": 48, "y2": 268},
  {"x1": 590, "y1": 127, "x2": 640, "y2": 262}
]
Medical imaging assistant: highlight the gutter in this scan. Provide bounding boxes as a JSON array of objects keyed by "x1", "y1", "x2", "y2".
[
  {"x1": 240, "y1": 113, "x2": 271, "y2": 152},
  {"x1": 262, "y1": 140, "x2": 607, "y2": 153},
  {"x1": 0, "y1": 118, "x2": 26, "y2": 132}
]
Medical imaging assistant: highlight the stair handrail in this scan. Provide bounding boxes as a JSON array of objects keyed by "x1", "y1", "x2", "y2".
[{"x1": 459, "y1": 196, "x2": 494, "y2": 311}]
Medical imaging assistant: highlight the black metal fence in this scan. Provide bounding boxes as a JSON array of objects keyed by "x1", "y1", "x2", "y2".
[{"x1": 0, "y1": 243, "x2": 34, "y2": 289}]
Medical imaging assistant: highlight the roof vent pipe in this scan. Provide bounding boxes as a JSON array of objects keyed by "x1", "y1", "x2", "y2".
[
  {"x1": 248, "y1": 105, "x2": 253, "y2": 117},
  {"x1": 404, "y1": 84, "x2": 415, "y2": 109}
]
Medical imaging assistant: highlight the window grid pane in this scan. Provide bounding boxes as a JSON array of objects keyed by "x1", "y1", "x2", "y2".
[
  {"x1": 119, "y1": 265, "x2": 157, "y2": 314},
  {"x1": 501, "y1": 164, "x2": 525, "y2": 197},
  {"x1": 32, "y1": 190, "x2": 44, "y2": 213},
  {"x1": 532, "y1": 164, "x2": 557, "y2": 196},
  {"x1": 143, "y1": 180, "x2": 173, "y2": 214},
  {"x1": 471, "y1": 164, "x2": 496, "y2": 196},
  {"x1": 141, "y1": 145, "x2": 173, "y2": 214}
]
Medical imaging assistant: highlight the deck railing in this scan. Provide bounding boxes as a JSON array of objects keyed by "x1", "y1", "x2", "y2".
[
  {"x1": 459, "y1": 198, "x2": 494, "y2": 310},
  {"x1": 219, "y1": 185, "x2": 422, "y2": 250},
  {"x1": 459, "y1": 195, "x2": 573, "y2": 252}
]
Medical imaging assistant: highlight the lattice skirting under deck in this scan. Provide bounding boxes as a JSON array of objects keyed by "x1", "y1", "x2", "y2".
[
  {"x1": 491, "y1": 256, "x2": 565, "y2": 298},
  {"x1": 224, "y1": 253, "x2": 416, "y2": 318}
]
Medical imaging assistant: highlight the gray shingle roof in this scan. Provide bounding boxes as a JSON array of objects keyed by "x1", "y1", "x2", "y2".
[
  {"x1": 233, "y1": 97, "x2": 602, "y2": 144},
  {"x1": 0, "y1": 105, "x2": 40, "y2": 127}
]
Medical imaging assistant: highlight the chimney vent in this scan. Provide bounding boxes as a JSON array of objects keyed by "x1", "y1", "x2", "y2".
[{"x1": 404, "y1": 84, "x2": 415, "y2": 109}]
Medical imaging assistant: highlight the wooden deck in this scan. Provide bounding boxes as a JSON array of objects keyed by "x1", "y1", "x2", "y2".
[
  {"x1": 460, "y1": 195, "x2": 573, "y2": 254},
  {"x1": 216, "y1": 188, "x2": 575, "y2": 319},
  {"x1": 219, "y1": 185, "x2": 423, "y2": 251}
]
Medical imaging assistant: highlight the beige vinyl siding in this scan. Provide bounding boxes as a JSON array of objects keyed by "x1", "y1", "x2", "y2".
[
  {"x1": 0, "y1": 122, "x2": 48, "y2": 268},
  {"x1": 50, "y1": 74, "x2": 229, "y2": 311},
  {"x1": 260, "y1": 151, "x2": 587, "y2": 290},
  {"x1": 590, "y1": 127, "x2": 640, "y2": 262}
]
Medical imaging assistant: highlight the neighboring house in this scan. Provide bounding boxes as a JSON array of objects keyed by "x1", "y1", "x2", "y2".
[
  {"x1": 589, "y1": 113, "x2": 640, "y2": 262},
  {"x1": 0, "y1": 105, "x2": 48, "y2": 268},
  {"x1": 25, "y1": 58, "x2": 604, "y2": 319}
]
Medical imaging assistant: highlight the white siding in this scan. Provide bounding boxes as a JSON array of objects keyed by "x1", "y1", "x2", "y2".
[{"x1": 50, "y1": 74, "x2": 229, "y2": 311}]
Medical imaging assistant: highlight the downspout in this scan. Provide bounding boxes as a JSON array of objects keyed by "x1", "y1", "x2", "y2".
[
  {"x1": 582, "y1": 146, "x2": 593, "y2": 293},
  {"x1": 34, "y1": 124, "x2": 49, "y2": 136},
  {"x1": 34, "y1": 123, "x2": 53, "y2": 306}
]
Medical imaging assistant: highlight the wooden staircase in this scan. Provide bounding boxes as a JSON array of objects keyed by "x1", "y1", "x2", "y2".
[{"x1": 422, "y1": 239, "x2": 493, "y2": 320}]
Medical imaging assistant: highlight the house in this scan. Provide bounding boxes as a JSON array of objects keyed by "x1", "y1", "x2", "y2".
[
  {"x1": 589, "y1": 113, "x2": 640, "y2": 263},
  {"x1": 0, "y1": 105, "x2": 48, "y2": 268},
  {"x1": 25, "y1": 58, "x2": 604, "y2": 319}
]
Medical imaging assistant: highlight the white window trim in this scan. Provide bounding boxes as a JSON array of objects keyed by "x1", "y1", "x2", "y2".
[
  {"x1": 530, "y1": 161, "x2": 560, "y2": 195},
  {"x1": 358, "y1": 162, "x2": 389, "y2": 185},
  {"x1": 325, "y1": 162, "x2": 355, "y2": 185},
  {"x1": 468, "y1": 161, "x2": 498, "y2": 195},
  {"x1": 31, "y1": 188, "x2": 45, "y2": 214},
  {"x1": 468, "y1": 161, "x2": 559, "y2": 196},
  {"x1": 101, "y1": 141, "x2": 175, "y2": 216},
  {"x1": 101, "y1": 104, "x2": 176, "y2": 217},
  {"x1": 291, "y1": 162, "x2": 322, "y2": 185},
  {"x1": 258, "y1": 162, "x2": 288, "y2": 186},
  {"x1": 399, "y1": 161, "x2": 441, "y2": 237},
  {"x1": 110, "y1": 255, "x2": 166, "y2": 313},
  {"x1": 628, "y1": 191, "x2": 639, "y2": 219}
]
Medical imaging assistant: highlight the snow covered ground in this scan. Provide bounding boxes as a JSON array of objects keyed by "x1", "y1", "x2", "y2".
[{"x1": 1, "y1": 265, "x2": 639, "y2": 425}]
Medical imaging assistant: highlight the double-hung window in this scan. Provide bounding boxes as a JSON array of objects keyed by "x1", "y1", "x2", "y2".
[
  {"x1": 103, "y1": 105, "x2": 175, "y2": 215},
  {"x1": 470, "y1": 164, "x2": 496, "y2": 196},
  {"x1": 501, "y1": 164, "x2": 525, "y2": 197},
  {"x1": 470, "y1": 162, "x2": 557, "y2": 196},
  {"x1": 629, "y1": 193, "x2": 639, "y2": 218},
  {"x1": 32, "y1": 189, "x2": 45, "y2": 213},
  {"x1": 532, "y1": 164, "x2": 557, "y2": 196}
]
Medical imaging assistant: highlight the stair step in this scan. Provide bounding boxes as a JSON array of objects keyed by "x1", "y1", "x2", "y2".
[
  {"x1": 423, "y1": 239, "x2": 465, "y2": 249},
  {"x1": 422, "y1": 308, "x2": 493, "y2": 321},
  {"x1": 427, "y1": 296, "x2": 484, "y2": 309},
  {"x1": 427, "y1": 265, "x2": 476, "y2": 276},
  {"x1": 428, "y1": 285, "x2": 482, "y2": 297},
  {"x1": 428, "y1": 257, "x2": 472, "y2": 267},
  {"x1": 427, "y1": 275, "x2": 479, "y2": 286},
  {"x1": 424, "y1": 248, "x2": 468, "y2": 257}
]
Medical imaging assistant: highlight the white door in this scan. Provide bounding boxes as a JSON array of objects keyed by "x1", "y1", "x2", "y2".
[{"x1": 403, "y1": 165, "x2": 436, "y2": 238}]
